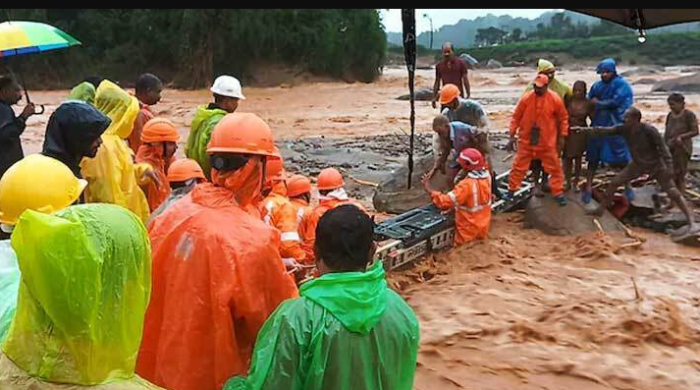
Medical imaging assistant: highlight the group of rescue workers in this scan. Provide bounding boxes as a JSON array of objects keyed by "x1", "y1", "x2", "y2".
[
  {"x1": 0, "y1": 43, "x2": 697, "y2": 390},
  {"x1": 0, "y1": 73, "x2": 419, "y2": 390},
  {"x1": 429, "y1": 43, "x2": 699, "y2": 241}
]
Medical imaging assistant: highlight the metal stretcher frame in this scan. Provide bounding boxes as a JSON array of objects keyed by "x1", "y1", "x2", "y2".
[{"x1": 374, "y1": 170, "x2": 534, "y2": 271}]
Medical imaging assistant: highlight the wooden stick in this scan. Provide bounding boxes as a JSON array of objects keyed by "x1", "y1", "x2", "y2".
[
  {"x1": 593, "y1": 218, "x2": 605, "y2": 234},
  {"x1": 686, "y1": 189, "x2": 700, "y2": 199},
  {"x1": 631, "y1": 277, "x2": 642, "y2": 301},
  {"x1": 502, "y1": 153, "x2": 514, "y2": 162},
  {"x1": 350, "y1": 176, "x2": 379, "y2": 187}
]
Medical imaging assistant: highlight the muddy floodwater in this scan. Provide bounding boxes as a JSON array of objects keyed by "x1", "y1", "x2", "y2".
[{"x1": 19, "y1": 65, "x2": 700, "y2": 389}]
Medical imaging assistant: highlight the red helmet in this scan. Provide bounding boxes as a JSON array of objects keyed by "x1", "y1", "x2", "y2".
[{"x1": 457, "y1": 148, "x2": 485, "y2": 171}]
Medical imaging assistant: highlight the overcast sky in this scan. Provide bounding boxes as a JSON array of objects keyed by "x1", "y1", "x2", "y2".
[{"x1": 380, "y1": 9, "x2": 556, "y2": 33}]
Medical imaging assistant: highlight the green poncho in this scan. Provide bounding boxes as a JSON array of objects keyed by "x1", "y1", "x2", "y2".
[
  {"x1": 225, "y1": 261, "x2": 420, "y2": 390},
  {"x1": 1, "y1": 204, "x2": 155, "y2": 387},
  {"x1": 185, "y1": 105, "x2": 227, "y2": 179},
  {"x1": 68, "y1": 82, "x2": 97, "y2": 105}
]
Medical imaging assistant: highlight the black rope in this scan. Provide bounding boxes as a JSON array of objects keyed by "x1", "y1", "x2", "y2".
[{"x1": 401, "y1": 9, "x2": 416, "y2": 189}]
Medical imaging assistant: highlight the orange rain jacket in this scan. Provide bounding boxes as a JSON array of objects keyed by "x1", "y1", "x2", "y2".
[
  {"x1": 508, "y1": 90, "x2": 569, "y2": 196},
  {"x1": 306, "y1": 192, "x2": 366, "y2": 257},
  {"x1": 289, "y1": 197, "x2": 315, "y2": 264},
  {"x1": 431, "y1": 170, "x2": 492, "y2": 245},
  {"x1": 136, "y1": 144, "x2": 174, "y2": 212},
  {"x1": 137, "y1": 161, "x2": 299, "y2": 390},
  {"x1": 129, "y1": 103, "x2": 154, "y2": 154},
  {"x1": 260, "y1": 182, "x2": 307, "y2": 264}
]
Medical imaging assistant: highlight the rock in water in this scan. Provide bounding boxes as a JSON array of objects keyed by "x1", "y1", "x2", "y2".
[
  {"x1": 396, "y1": 87, "x2": 435, "y2": 101},
  {"x1": 373, "y1": 153, "x2": 452, "y2": 214},
  {"x1": 652, "y1": 73, "x2": 700, "y2": 92},
  {"x1": 459, "y1": 53, "x2": 479, "y2": 69},
  {"x1": 524, "y1": 193, "x2": 623, "y2": 236},
  {"x1": 486, "y1": 59, "x2": 503, "y2": 69}
]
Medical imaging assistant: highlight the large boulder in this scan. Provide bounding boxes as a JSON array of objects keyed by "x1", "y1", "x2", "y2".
[
  {"x1": 459, "y1": 53, "x2": 479, "y2": 69},
  {"x1": 486, "y1": 59, "x2": 503, "y2": 69},
  {"x1": 652, "y1": 73, "x2": 700, "y2": 92},
  {"x1": 396, "y1": 87, "x2": 435, "y2": 101},
  {"x1": 373, "y1": 153, "x2": 452, "y2": 214},
  {"x1": 524, "y1": 193, "x2": 623, "y2": 236}
]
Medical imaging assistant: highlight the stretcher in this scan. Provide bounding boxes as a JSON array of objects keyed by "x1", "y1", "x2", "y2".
[{"x1": 374, "y1": 170, "x2": 534, "y2": 271}]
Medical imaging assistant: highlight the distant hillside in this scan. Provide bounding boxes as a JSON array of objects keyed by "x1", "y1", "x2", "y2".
[
  {"x1": 466, "y1": 32, "x2": 700, "y2": 67},
  {"x1": 386, "y1": 10, "x2": 700, "y2": 48}
]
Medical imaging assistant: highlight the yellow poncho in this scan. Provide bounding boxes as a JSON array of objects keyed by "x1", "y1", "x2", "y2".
[
  {"x1": 0, "y1": 205, "x2": 161, "y2": 388},
  {"x1": 80, "y1": 81, "x2": 150, "y2": 222}
]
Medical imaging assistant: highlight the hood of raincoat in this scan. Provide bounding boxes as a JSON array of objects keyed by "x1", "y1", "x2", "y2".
[
  {"x1": 210, "y1": 157, "x2": 264, "y2": 211},
  {"x1": 185, "y1": 105, "x2": 228, "y2": 179},
  {"x1": 596, "y1": 58, "x2": 617, "y2": 75},
  {"x1": 68, "y1": 81, "x2": 97, "y2": 105},
  {"x1": 300, "y1": 261, "x2": 388, "y2": 334},
  {"x1": 537, "y1": 59, "x2": 555, "y2": 73},
  {"x1": 2, "y1": 204, "x2": 151, "y2": 385},
  {"x1": 42, "y1": 101, "x2": 111, "y2": 177},
  {"x1": 95, "y1": 80, "x2": 140, "y2": 139}
]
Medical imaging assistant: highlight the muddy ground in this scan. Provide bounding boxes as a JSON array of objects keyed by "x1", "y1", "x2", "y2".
[{"x1": 18, "y1": 65, "x2": 700, "y2": 389}]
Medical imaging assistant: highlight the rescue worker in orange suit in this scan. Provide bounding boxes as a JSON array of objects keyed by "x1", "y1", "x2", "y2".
[
  {"x1": 506, "y1": 74, "x2": 569, "y2": 206},
  {"x1": 306, "y1": 168, "x2": 364, "y2": 253},
  {"x1": 260, "y1": 154, "x2": 307, "y2": 273},
  {"x1": 135, "y1": 118, "x2": 180, "y2": 212},
  {"x1": 286, "y1": 174, "x2": 315, "y2": 264},
  {"x1": 137, "y1": 113, "x2": 299, "y2": 390},
  {"x1": 423, "y1": 148, "x2": 492, "y2": 246}
]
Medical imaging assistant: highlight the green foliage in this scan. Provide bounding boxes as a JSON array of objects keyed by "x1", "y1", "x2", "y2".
[
  {"x1": 1, "y1": 9, "x2": 386, "y2": 88},
  {"x1": 466, "y1": 32, "x2": 700, "y2": 67}
]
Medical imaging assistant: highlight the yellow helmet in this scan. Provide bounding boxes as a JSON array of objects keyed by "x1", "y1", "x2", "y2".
[{"x1": 0, "y1": 154, "x2": 87, "y2": 228}]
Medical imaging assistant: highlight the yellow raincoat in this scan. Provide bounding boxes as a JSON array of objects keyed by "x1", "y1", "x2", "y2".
[
  {"x1": 80, "y1": 81, "x2": 151, "y2": 222},
  {"x1": 524, "y1": 59, "x2": 573, "y2": 102},
  {"x1": 0, "y1": 204, "x2": 161, "y2": 389}
]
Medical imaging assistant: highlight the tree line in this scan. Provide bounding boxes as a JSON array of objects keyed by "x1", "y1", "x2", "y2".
[
  {"x1": 475, "y1": 12, "x2": 631, "y2": 47},
  {"x1": 1, "y1": 9, "x2": 387, "y2": 89}
]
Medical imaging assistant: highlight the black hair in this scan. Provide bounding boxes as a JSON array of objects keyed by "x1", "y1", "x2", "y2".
[
  {"x1": 573, "y1": 80, "x2": 587, "y2": 90},
  {"x1": 213, "y1": 93, "x2": 237, "y2": 104},
  {"x1": 83, "y1": 76, "x2": 105, "y2": 88},
  {"x1": 135, "y1": 73, "x2": 162, "y2": 94},
  {"x1": 319, "y1": 189, "x2": 333, "y2": 196},
  {"x1": 0, "y1": 75, "x2": 17, "y2": 91},
  {"x1": 668, "y1": 93, "x2": 685, "y2": 104},
  {"x1": 315, "y1": 204, "x2": 374, "y2": 272}
]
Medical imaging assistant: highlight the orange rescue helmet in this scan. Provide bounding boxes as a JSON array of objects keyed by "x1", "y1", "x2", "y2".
[
  {"x1": 287, "y1": 174, "x2": 312, "y2": 197},
  {"x1": 439, "y1": 84, "x2": 460, "y2": 105},
  {"x1": 207, "y1": 113, "x2": 276, "y2": 157},
  {"x1": 317, "y1": 168, "x2": 345, "y2": 191},
  {"x1": 141, "y1": 118, "x2": 181, "y2": 143},
  {"x1": 167, "y1": 158, "x2": 206, "y2": 183}
]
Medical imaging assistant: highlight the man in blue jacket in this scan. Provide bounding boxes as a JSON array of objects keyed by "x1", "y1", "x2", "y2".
[{"x1": 583, "y1": 58, "x2": 634, "y2": 203}]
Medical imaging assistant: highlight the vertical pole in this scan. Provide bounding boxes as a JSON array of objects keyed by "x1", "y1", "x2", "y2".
[{"x1": 402, "y1": 9, "x2": 416, "y2": 189}]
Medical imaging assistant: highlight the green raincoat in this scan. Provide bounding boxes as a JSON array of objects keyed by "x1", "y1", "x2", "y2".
[
  {"x1": 67, "y1": 82, "x2": 97, "y2": 105},
  {"x1": 0, "y1": 240, "x2": 19, "y2": 343},
  {"x1": 225, "y1": 261, "x2": 420, "y2": 390},
  {"x1": 0, "y1": 204, "x2": 158, "y2": 388},
  {"x1": 185, "y1": 104, "x2": 227, "y2": 180}
]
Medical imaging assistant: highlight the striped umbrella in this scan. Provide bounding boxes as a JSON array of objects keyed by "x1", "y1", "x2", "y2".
[
  {"x1": 0, "y1": 21, "x2": 81, "y2": 107},
  {"x1": 0, "y1": 21, "x2": 80, "y2": 57}
]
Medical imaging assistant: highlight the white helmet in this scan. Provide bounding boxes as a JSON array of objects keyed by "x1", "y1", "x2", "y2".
[{"x1": 210, "y1": 75, "x2": 246, "y2": 100}]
